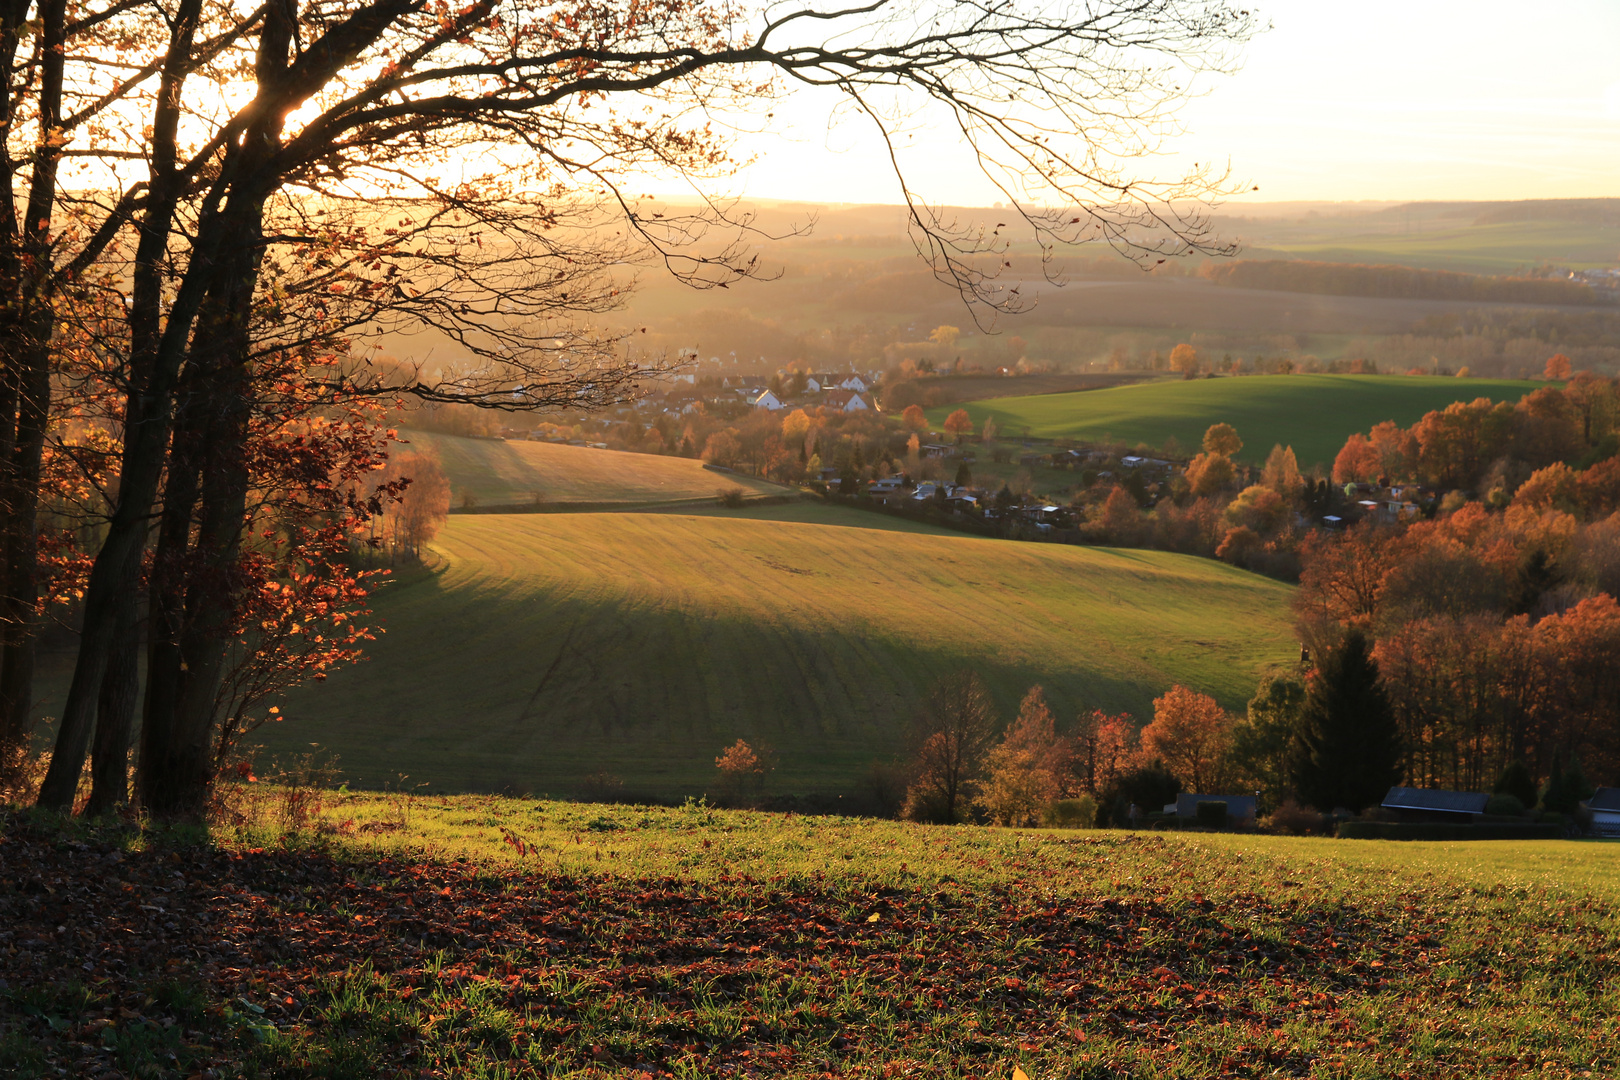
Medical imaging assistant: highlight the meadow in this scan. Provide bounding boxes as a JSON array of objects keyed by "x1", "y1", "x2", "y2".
[
  {"x1": 931, "y1": 374, "x2": 1540, "y2": 469},
  {"x1": 4, "y1": 798, "x2": 1616, "y2": 1078},
  {"x1": 260, "y1": 503, "x2": 1297, "y2": 798},
  {"x1": 400, "y1": 431, "x2": 789, "y2": 509}
]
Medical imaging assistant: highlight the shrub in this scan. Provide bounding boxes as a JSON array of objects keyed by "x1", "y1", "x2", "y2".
[
  {"x1": 1484, "y1": 793, "x2": 1526, "y2": 817},
  {"x1": 1042, "y1": 796, "x2": 1096, "y2": 829},
  {"x1": 1195, "y1": 800, "x2": 1228, "y2": 829},
  {"x1": 716, "y1": 486, "x2": 747, "y2": 508},
  {"x1": 1264, "y1": 797, "x2": 1328, "y2": 835}
]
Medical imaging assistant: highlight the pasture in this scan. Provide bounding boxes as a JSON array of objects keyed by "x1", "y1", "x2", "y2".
[
  {"x1": 400, "y1": 430, "x2": 788, "y2": 509},
  {"x1": 5, "y1": 801, "x2": 1616, "y2": 1078},
  {"x1": 931, "y1": 374, "x2": 1539, "y2": 469},
  {"x1": 263, "y1": 504, "x2": 1296, "y2": 798}
]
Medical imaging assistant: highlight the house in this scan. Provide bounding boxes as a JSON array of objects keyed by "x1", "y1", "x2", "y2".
[
  {"x1": 824, "y1": 389, "x2": 869, "y2": 412},
  {"x1": 920, "y1": 443, "x2": 951, "y2": 459},
  {"x1": 1380, "y1": 786, "x2": 1489, "y2": 823},
  {"x1": 1166, "y1": 793, "x2": 1257, "y2": 825},
  {"x1": 750, "y1": 389, "x2": 784, "y2": 411},
  {"x1": 838, "y1": 374, "x2": 869, "y2": 393},
  {"x1": 1583, "y1": 788, "x2": 1620, "y2": 838},
  {"x1": 803, "y1": 376, "x2": 822, "y2": 393}
]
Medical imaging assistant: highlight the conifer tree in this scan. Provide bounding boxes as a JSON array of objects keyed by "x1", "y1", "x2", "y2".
[{"x1": 1293, "y1": 630, "x2": 1401, "y2": 812}]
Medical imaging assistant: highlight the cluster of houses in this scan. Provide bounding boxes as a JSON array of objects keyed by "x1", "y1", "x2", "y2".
[
  {"x1": 855, "y1": 475, "x2": 1074, "y2": 530},
  {"x1": 732, "y1": 372, "x2": 875, "y2": 414}
]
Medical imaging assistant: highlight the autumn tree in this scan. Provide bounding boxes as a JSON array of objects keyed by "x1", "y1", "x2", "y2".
[
  {"x1": 902, "y1": 671, "x2": 998, "y2": 824},
  {"x1": 1543, "y1": 354, "x2": 1573, "y2": 381},
  {"x1": 714, "y1": 739, "x2": 772, "y2": 804},
  {"x1": 943, "y1": 409, "x2": 974, "y2": 442},
  {"x1": 1169, "y1": 342, "x2": 1200, "y2": 378},
  {"x1": 1072, "y1": 708, "x2": 1136, "y2": 794},
  {"x1": 901, "y1": 404, "x2": 929, "y2": 432},
  {"x1": 1203, "y1": 423, "x2": 1243, "y2": 458},
  {"x1": 978, "y1": 686, "x2": 1069, "y2": 825},
  {"x1": 1139, "y1": 685, "x2": 1232, "y2": 793}
]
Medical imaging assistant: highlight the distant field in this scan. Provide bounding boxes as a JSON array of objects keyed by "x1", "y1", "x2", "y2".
[
  {"x1": 400, "y1": 430, "x2": 788, "y2": 508},
  {"x1": 931, "y1": 374, "x2": 1540, "y2": 468},
  {"x1": 266, "y1": 504, "x2": 1296, "y2": 796},
  {"x1": 1253, "y1": 219, "x2": 1620, "y2": 274}
]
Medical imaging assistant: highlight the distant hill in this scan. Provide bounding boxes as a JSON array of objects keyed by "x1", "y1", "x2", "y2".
[
  {"x1": 930, "y1": 374, "x2": 1541, "y2": 469},
  {"x1": 264, "y1": 504, "x2": 1296, "y2": 797},
  {"x1": 1200, "y1": 260, "x2": 1608, "y2": 306}
]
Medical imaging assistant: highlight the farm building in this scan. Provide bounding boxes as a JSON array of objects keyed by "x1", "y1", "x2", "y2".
[
  {"x1": 1166, "y1": 793, "x2": 1257, "y2": 825},
  {"x1": 1583, "y1": 788, "x2": 1620, "y2": 838},
  {"x1": 1380, "y1": 787, "x2": 1488, "y2": 823}
]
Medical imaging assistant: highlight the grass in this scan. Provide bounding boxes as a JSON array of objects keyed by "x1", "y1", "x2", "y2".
[
  {"x1": 5, "y1": 799, "x2": 1618, "y2": 1079},
  {"x1": 930, "y1": 374, "x2": 1542, "y2": 469},
  {"x1": 261, "y1": 503, "x2": 1297, "y2": 798},
  {"x1": 400, "y1": 429, "x2": 789, "y2": 509}
]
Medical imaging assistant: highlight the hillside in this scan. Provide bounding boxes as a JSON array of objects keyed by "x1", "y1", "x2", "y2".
[
  {"x1": 931, "y1": 374, "x2": 1540, "y2": 469},
  {"x1": 266, "y1": 504, "x2": 1296, "y2": 796},
  {"x1": 399, "y1": 430, "x2": 789, "y2": 508}
]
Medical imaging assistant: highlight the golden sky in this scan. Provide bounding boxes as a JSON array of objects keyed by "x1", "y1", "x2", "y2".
[{"x1": 723, "y1": 0, "x2": 1620, "y2": 206}]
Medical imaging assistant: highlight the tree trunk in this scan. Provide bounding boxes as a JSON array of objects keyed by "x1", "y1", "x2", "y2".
[{"x1": 85, "y1": 584, "x2": 141, "y2": 816}]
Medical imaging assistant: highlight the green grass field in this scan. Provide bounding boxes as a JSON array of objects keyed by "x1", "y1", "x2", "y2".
[
  {"x1": 401, "y1": 430, "x2": 789, "y2": 508},
  {"x1": 6, "y1": 802, "x2": 1617, "y2": 1078},
  {"x1": 265, "y1": 504, "x2": 1296, "y2": 797},
  {"x1": 931, "y1": 374, "x2": 1541, "y2": 468}
]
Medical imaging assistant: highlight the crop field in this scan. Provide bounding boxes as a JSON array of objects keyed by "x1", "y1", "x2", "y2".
[
  {"x1": 260, "y1": 504, "x2": 1296, "y2": 797},
  {"x1": 4, "y1": 801, "x2": 1617, "y2": 1078},
  {"x1": 932, "y1": 374, "x2": 1540, "y2": 469},
  {"x1": 400, "y1": 430, "x2": 788, "y2": 509}
]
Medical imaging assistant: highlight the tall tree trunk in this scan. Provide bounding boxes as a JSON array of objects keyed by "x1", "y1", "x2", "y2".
[
  {"x1": 36, "y1": 0, "x2": 208, "y2": 811},
  {"x1": 139, "y1": 198, "x2": 264, "y2": 819},
  {"x1": 85, "y1": 581, "x2": 141, "y2": 816}
]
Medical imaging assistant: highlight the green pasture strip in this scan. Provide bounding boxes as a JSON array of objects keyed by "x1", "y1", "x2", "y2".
[
  {"x1": 930, "y1": 374, "x2": 1540, "y2": 469},
  {"x1": 264, "y1": 508, "x2": 1295, "y2": 798}
]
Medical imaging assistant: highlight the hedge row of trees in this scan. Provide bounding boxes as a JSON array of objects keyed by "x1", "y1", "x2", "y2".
[{"x1": 895, "y1": 645, "x2": 1406, "y2": 827}]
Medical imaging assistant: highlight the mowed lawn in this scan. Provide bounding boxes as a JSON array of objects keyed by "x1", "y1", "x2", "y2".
[
  {"x1": 7, "y1": 801, "x2": 1617, "y2": 1078},
  {"x1": 269, "y1": 505, "x2": 1296, "y2": 796},
  {"x1": 400, "y1": 429, "x2": 788, "y2": 508},
  {"x1": 931, "y1": 374, "x2": 1540, "y2": 469}
]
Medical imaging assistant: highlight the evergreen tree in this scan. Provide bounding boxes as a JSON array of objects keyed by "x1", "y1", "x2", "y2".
[
  {"x1": 1493, "y1": 760, "x2": 1537, "y2": 808},
  {"x1": 955, "y1": 460, "x2": 973, "y2": 487},
  {"x1": 1293, "y1": 630, "x2": 1401, "y2": 812}
]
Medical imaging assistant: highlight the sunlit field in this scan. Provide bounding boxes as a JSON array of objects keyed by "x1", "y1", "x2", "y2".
[
  {"x1": 401, "y1": 431, "x2": 790, "y2": 509},
  {"x1": 931, "y1": 374, "x2": 1540, "y2": 469},
  {"x1": 4, "y1": 798, "x2": 1616, "y2": 1078},
  {"x1": 257, "y1": 504, "x2": 1297, "y2": 798}
]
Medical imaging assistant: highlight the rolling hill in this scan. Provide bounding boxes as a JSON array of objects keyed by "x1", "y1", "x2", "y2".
[
  {"x1": 265, "y1": 504, "x2": 1297, "y2": 798},
  {"x1": 400, "y1": 430, "x2": 789, "y2": 509},
  {"x1": 930, "y1": 374, "x2": 1541, "y2": 469}
]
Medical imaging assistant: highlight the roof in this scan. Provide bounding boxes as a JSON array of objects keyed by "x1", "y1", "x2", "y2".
[
  {"x1": 1172, "y1": 794, "x2": 1257, "y2": 818},
  {"x1": 1586, "y1": 787, "x2": 1620, "y2": 813},
  {"x1": 1381, "y1": 787, "x2": 1489, "y2": 814}
]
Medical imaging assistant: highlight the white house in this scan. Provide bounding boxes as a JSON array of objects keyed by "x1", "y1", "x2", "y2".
[
  {"x1": 839, "y1": 374, "x2": 869, "y2": 393},
  {"x1": 750, "y1": 389, "x2": 784, "y2": 411},
  {"x1": 804, "y1": 376, "x2": 823, "y2": 393},
  {"x1": 824, "y1": 389, "x2": 869, "y2": 412}
]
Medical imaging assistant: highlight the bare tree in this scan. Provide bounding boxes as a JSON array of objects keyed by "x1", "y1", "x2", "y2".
[{"x1": 902, "y1": 670, "x2": 998, "y2": 823}]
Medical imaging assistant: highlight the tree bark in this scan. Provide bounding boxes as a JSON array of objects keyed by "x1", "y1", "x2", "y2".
[{"x1": 85, "y1": 582, "x2": 141, "y2": 816}]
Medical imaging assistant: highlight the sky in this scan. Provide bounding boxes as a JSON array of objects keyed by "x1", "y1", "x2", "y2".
[{"x1": 724, "y1": 0, "x2": 1620, "y2": 207}]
